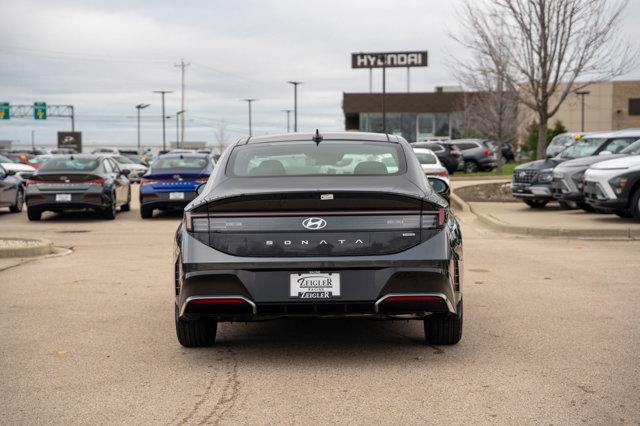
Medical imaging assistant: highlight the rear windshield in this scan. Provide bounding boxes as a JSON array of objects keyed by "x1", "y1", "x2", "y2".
[
  {"x1": 558, "y1": 138, "x2": 606, "y2": 159},
  {"x1": 38, "y1": 158, "x2": 99, "y2": 172},
  {"x1": 153, "y1": 156, "x2": 208, "y2": 169},
  {"x1": 414, "y1": 151, "x2": 437, "y2": 165},
  {"x1": 228, "y1": 141, "x2": 406, "y2": 177}
]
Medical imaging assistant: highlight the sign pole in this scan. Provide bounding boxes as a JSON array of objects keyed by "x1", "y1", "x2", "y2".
[{"x1": 381, "y1": 55, "x2": 386, "y2": 133}]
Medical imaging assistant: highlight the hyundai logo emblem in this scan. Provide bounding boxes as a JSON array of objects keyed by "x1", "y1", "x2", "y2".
[
  {"x1": 302, "y1": 217, "x2": 327, "y2": 230},
  {"x1": 519, "y1": 171, "x2": 527, "y2": 178}
]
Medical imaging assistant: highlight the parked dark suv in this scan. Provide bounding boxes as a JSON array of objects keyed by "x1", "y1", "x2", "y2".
[
  {"x1": 410, "y1": 141, "x2": 462, "y2": 174},
  {"x1": 450, "y1": 139, "x2": 497, "y2": 173},
  {"x1": 174, "y1": 132, "x2": 464, "y2": 347},
  {"x1": 512, "y1": 132, "x2": 637, "y2": 208}
]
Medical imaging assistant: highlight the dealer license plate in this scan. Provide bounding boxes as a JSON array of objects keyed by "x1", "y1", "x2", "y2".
[
  {"x1": 169, "y1": 192, "x2": 184, "y2": 200},
  {"x1": 290, "y1": 272, "x2": 340, "y2": 299},
  {"x1": 56, "y1": 194, "x2": 71, "y2": 202}
]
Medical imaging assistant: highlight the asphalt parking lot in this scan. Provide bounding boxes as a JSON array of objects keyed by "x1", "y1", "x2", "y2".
[{"x1": 1, "y1": 186, "x2": 639, "y2": 424}]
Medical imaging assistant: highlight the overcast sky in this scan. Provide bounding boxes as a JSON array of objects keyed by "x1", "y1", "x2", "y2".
[{"x1": 1, "y1": 0, "x2": 640, "y2": 147}]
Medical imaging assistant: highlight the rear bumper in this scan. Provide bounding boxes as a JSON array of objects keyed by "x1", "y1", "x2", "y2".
[
  {"x1": 25, "y1": 192, "x2": 109, "y2": 210},
  {"x1": 140, "y1": 191, "x2": 196, "y2": 209},
  {"x1": 176, "y1": 231, "x2": 462, "y2": 322}
]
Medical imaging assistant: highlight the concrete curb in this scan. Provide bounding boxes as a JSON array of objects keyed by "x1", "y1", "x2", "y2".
[
  {"x1": 0, "y1": 238, "x2": 54, "y2": 258},
  {"x1": 451, "y1": 175, "x2": 512, "y2": 181},
  {"x1": 453, "y1": 183, "x2": 639, "y2": 239}
]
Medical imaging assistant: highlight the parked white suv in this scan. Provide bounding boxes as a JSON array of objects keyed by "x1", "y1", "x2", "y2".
[{"x1": 583, "y1": 155, "x2": 640, "y2": 219}]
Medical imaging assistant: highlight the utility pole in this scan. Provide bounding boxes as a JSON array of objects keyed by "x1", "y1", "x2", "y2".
[
  {"x1": 153, "y1": 90, "x2": 173, "y2": 151},
  {"x1": 176, "y1": 110, "x2": 185, "y2": 148},
  {"x1": 135, "y1": 103, "x2": 150, "y2": 150},
  {"x1": 242, "y1": 99, "x2": 257, "y2": 136},
  {"x1": 287, "y1": 81, "x2": 303, "y2": 132},
  {"x1": 175, "y1": 59, "x2": 190, "y2": 145},
  {"x1": 576, "y1": 90, "x2": 590, "y2": 132},
  {"x1": 281, "y1": 109, "x2": 291, "y2": 132}
]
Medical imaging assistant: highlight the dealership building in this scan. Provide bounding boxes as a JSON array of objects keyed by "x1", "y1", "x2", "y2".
[{"x1": 342, "y1": 81, "x2": 640, "y2": 143}]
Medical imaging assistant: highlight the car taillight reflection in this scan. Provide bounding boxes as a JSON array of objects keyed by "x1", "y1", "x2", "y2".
[{"x1": 482, "y1": 148, "x2": 491, "y2": 156}]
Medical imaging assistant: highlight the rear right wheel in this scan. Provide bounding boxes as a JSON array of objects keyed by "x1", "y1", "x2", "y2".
[
  {"x1": 27, "y1": 207, "x2": 42, "y2": 221},
  {"x1": 631, "y1": 188, "x2": 640, "y2": 220},
  {"x1": 175, "y1": 307, "x2": 217, "y2": 347},
  {"x1": 424, "y1": 300, "x2": 463, "y2": 345},
  {"x1": 140, "y1": 206, "x2": 153, "y2": 219},
  {"x1": 524, "y1": 199, "x2": 548, "y2": 208}
]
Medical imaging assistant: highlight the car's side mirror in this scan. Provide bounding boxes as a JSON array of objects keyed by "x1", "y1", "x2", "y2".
[
  {"x1": 121, "y1": 169, "x2": 131, "y2": 176},
  {"x1": 195, "y1": 183, "x2": 206, "y2": 196},
  {"x1": 6, "y1": 169, "x2": 16, "y2": 176},
  {"x1": 427, "y1": 176, "x2": 450, "y2": 203},
  {"x1": 598, "y1": 151, "x2": 612, "y2": 156}
]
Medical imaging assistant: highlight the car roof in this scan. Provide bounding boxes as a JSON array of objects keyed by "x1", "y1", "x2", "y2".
[
  {"x1": 412, "y1": 147, "x2": 437, "y2": 154},
  {"x1": 49, "y1": 154, "x2": 105, "y2": 160},
  {"x1": 156, "y1": 153, "x2": 209, "y2": 159},
  {"x1": 237, "y1": 131, "x2": 403, "y2": 145},
  {"x1": 608, "y1": 129, "x2": 640, "y2": 138}
]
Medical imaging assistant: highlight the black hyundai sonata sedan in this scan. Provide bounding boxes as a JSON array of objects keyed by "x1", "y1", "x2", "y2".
[{"x1": 174, "y1": 132, "x2": 463, "y2": 347}]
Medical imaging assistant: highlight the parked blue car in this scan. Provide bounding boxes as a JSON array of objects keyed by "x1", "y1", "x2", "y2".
[
  {"x1": 0, "y1": 164, "x2": 24, "y2": 213},
  {"x1": 139, "y1": 153, "x2": 214, "y2": 219}
]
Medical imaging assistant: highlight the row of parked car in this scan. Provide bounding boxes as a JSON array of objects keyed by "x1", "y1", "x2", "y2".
[
  {"x1": 410, "y1": 138, "x2": 511, "y2": 174},
  {"x1": 512, "y1": 129, "x2": 640, "y2": 219},
  {"x1": 0, "y1": 150, "x2": 217, "y2": 221}
]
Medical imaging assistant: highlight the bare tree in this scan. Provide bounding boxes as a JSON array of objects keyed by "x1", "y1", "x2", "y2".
[
  {"x1": 454, "y1": 0, "x2": 637, "y2": 159},
  {"x1": 452, "y1": 47, "x2": 519, "y2": 171}
]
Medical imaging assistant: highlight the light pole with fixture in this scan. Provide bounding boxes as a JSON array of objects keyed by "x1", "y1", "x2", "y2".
[
  {"x1": 286, "y1": 81, "x2": 302, "y2": 132},
  {"x1": 153, "y1": 90, "x2": 173, "y2": 151},
  {"x1": 135, "y1": 103, "x2": 150, "y2": 150}
]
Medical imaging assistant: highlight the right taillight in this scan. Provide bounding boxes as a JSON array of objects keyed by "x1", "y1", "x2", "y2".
[
  {"x1": 421, "y1": 207, "x2": 446, "y2": 229},
  {"x1": 482, "y1": 148, "x2": 491, "y2": 156}
]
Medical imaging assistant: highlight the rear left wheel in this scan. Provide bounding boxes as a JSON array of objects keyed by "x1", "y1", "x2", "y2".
[
  {"x1": 121, "y1": 189, "x2": 131, "y2": 212},
  {"x1": 175, "y1": 307, "x2": 217, "y2": 347},
  {"x1": 9, "y1": 188, "x2": 23, "y2": 213},
  {"x1": 424, "y1": 300, "x2": 463, "y2": 345},
  {"x1": 102, "y1": 193, "x2": 117, "y2": 220}
]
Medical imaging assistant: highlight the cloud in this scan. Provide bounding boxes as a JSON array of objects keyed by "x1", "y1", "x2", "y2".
[{"x1": 1, "y1": 0, "x2": 639, "y2": 146}]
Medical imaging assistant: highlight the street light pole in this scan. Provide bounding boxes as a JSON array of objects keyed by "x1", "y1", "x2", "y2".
[
  {"x1": 281, "y1": 109, "x2": 291, "y2": 132},
  {"x1": 153, "y1": 90, "x2": 173, "y2": 151},
  {"x1": 576, "y1": 90, "x2": 590, "y2": 132},
  {"x1": 176, "y1": 110, "x2": 185, "y2": 148},
  {"x1": 135, "y1": 103, "x2": 150, "y2": 150},
  {"x1": 242, "y1": 99, "x2": 257, "y2": 136},
  {"x1": 287, "y1": 81, "x2": 303, "y2": 132}
]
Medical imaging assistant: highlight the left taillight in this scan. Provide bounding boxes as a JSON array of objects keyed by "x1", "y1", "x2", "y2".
[{"x1": 185, "y1": 211, "x2": 209, "y2": 232}]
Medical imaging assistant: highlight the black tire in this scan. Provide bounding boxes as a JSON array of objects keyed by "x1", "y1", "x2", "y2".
[
  {"x1": 9, "y1": 188, "x2": 24, "y2": 213},
  {"x1": 424, "y1": 300, "x2": 463, "y2": 345},
  {"x1": 578, "y1": 202, "x2": 594, "y2": 212},
  {"x1": 613, "y1": 210, "x2": 633, "y2": 219},
  {"x1": 175, "y1": 309, "x2": 217, "y2": 347},
  {"x1": 140, "y1": 206, "x2": 153, "y2": 219},
  {"x1": 121, "y1": 189, "x2": 131, "y2": 212},
  {"x1": 102, "y1": 194, "x2": 117, "y2": 220},
  {"x1": 631, "y1": 188, "x2": 640, "y2": 220},
  {"x1": 524, "y1": 199, "x2": 548, "y2": 208},
  {"x1": 558, "y1": 201, "x2": 576, "y2": 210},
  {"x1": 464, "y1": 161, "x2": 479, "y2": 174},
  {"x1": 27, "y1": 207, "x2": 42, "y2": 221}
]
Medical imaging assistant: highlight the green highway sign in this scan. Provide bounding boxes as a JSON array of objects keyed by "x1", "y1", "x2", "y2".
[
  {"x1": 34, "y1": 102, "x2": 47, "y2": 120},
  {"x1": 0, "y1": 102, "x2": 9, "y2": 120}
]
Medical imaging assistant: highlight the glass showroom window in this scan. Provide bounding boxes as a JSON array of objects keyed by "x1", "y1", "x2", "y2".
[
  {"x1": 434, "y1": 113, "x2": 450, "y2": 137},
  {"x1": 417, "y1": 113, "x2": 435, "y2": 141},
  {"x1": 400, "y1": 113, "x2": 417, "y2": 142}
]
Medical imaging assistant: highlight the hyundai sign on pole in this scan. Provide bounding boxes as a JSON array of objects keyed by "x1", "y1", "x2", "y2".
[{"x1": 351, "y1": 51, "x2": 428, "y2": 69}]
